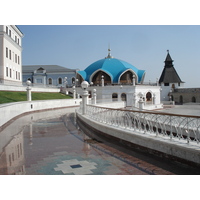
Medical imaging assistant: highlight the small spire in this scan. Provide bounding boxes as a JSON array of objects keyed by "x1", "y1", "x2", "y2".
[
  {"x1": 105, "y1": 44, "x2": 113, "y2": 59},
  {"x1": 165, "y1": 49, "x2": 173, "y2": 62}
]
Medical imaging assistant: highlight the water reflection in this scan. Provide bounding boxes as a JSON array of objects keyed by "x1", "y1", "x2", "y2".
[
  {"x1": 0, "y1": 108, "x2": 77, "y2": 175},
  {"x1": 1, "y1": 107, "x2": 200, "y2": 175},
  {"x1": 0, "y1": 131, "x2": 25, "y2": 175}
]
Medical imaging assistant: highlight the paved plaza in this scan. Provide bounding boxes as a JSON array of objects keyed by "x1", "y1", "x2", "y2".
[{"x1": 158, "y1": 104, "x2": 200, "y2": 116}]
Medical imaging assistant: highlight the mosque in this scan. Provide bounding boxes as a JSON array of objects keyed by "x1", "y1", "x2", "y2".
[{"x1": 74, "y1": 49, "x2": 162, "y2": 110}]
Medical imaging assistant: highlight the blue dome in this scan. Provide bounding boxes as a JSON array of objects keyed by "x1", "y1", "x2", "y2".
[{"x1": 78, "y1": 56, "x2": 145, "y2": 84}]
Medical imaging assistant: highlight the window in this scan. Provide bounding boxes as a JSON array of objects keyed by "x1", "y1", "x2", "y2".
[
  {"x1": 9, "y1": 155, "x2": 12, "y2": 166},
  {"x1": 58, "y1": 78, "x2": 62, "y2": 84},
  {"x1": 121, "y1": 93, "x2": 126, "y2": 101},
  {"x1": 164, "y1": 83, "x2": 169, "y2": 86},
  {"x1": 9, "y1": 29, "x2": 11, "y2": 37},
  {"x1": 9, "y1": 50, "x2": 11, "y2": 60},
  {"x1": 16, "y1": 71, "x2": 17, "y2": 79},
  {"x1": 6, "y1": 47, "x2": 8, "y2": 58},
  {"x1": 15, "y1": 54, "x2": 17, "y2": 63},
  {"x1": 18, "y1": 72, "x2": 20, "y2": 80},
  {"x1": 6, "y1": 67, "x2": 8, "y2": 77},
  {"x1": 18, "y1": 38, "x2": 19, "y2": 44},
  {"x1": 10, "y1": 69, "x2": 12, "y2": 78},
  {"x1": 6, "y1": 26, "x2": 8, "y2": 34},
  {"x1": 15, "y1": 36, "x2": 17, "y2": 42},
  {"x1": 112, "y1": 93, "x2": 118, "y2": 101},
  {"x1": 18, "y1": 56, "x2": 20, "y2": 64},
  {"x1": 48, "y1": 78, "x2": 52, "y2": 85}
]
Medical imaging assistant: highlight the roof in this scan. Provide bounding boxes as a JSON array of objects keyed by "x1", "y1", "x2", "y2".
[
  {"x1": 78, "y1": 57, "x2": 145, "y2": 83},
  {"x1": 159, "y1": 52, "x2": 184, "y2": 83},
  {"x1": 22, "y1": 65, "x2": 77, "y2": 73}
]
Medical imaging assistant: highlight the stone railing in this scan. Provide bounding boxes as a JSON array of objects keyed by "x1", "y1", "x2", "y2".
[{"x1": 79, "y1": 105, "x2": 200, "y2": 145}]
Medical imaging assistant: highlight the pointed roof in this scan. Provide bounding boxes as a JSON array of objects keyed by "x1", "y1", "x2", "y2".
[
  {"x1": 159, "y1": 51, "x2": 184, "y2": 83},
  {"x1": 165, "y1": 50, "x2": 173, "y2": 62}
]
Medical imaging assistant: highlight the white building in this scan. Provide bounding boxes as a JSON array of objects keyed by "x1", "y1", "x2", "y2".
[
  {"x1": 75, "y1": 49, "x2": 162, "y2": 110},
  {"x1": 0, "y1": 25, "x2": 23, "y2": 85}
]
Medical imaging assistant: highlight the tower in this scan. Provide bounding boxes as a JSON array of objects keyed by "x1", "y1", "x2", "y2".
[
  {"x1": 0, "y1": 25, "x2": 23, "y2": 85},
  {"x1": 159, "y1": 50, "x2": 184, "y2": 101}
]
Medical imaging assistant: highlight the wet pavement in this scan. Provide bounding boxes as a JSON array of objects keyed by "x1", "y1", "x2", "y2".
[{"x1": 1, "y1": 107, "x2": 200, "y2": 175}]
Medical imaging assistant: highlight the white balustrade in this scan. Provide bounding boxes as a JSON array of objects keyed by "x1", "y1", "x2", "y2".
[{"x1": 77, "y1": 104, "x2": 200, "y2": 144}]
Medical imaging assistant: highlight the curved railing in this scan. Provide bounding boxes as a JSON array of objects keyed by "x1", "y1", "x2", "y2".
[{"x1": 78, "y1": 105, "x2": 200, "y2": 144}]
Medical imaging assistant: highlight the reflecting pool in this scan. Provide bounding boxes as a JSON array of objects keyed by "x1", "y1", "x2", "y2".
[{"x1": 0, "y1": 107, "x2": 200, "y2": 175}]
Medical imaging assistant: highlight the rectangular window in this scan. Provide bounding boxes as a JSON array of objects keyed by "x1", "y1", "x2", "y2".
[
  {"x1": 6, "y1": 26, "x2": 8, "y2": 34},
  {"x1": 15, "y1": 36, "x2": 17, "y2": 42},
  {"x1": 9, "y1": 155, "x2": 12, "y2": 166},
  {"x1": 18, "y1": 38, "x2": 19, "y2": 44},
  {"x1": 12, "y1": 153, "x2": 14, "y2": 161},
  {"x1": 164, "y1": 83, "x2": 169, "y2": 86},
  {"x1": 9, "y1": 29, "x2": 11, "y2": 37},
  {"x1": 18, "y1": 72, "x2": 20, "y2": 80},
  {"x1": 6, "y1": 47, "x2": 8, "y2": 58},
  {"x1": 6, "y1": 67, "x2": 8, "y2": 77},
  {"x1": 17, "y1": 144, "x2": 20, "y2": 158},
  {"x1": 16, "y1": 71, "x2": 17, "y2": 79},
  {"x1": 15, "y1": 54, "x2": 17, "y2": 63},
  {"x1": 9, "y1": 50, "x2": 11, "y2": 60},
  {"x1": 10, "y1": 69, "x2": 12, "y2": 78},
  {"x1": 18, "y1": 56, "x2": 20, "y2": 64}
]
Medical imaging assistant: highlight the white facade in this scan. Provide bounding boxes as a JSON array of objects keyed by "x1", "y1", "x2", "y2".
[
  {"x1": 0, "y1": 25, "x2": 23, "y2": 85},
  {"x1": 75, "y1": 84, "x2": 162, "y2": 110}
]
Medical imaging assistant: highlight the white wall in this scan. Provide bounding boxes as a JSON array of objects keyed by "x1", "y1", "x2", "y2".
[
  {"x1": 75, "y1": 84, "x2": 161, "y2": 109},
  {"x1": 0, "y1": 84, "x2": 60, "y2": 92},
  {"x1": 0, "y1": 99, "x2": 82, "y2": 127}
]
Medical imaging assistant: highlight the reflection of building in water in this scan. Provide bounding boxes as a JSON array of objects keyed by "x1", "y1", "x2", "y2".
[{"x1": 0, "y1": 131, "x2": 25, "y2": 175}]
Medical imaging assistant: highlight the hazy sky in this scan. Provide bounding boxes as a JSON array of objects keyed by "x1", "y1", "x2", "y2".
[{"x1": 17, "y1": 25, "x2": 200, "y2": 88}]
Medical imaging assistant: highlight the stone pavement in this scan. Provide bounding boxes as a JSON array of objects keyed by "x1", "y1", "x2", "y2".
[{"x1": 157, "y1": 104, "x2": 200, "y2": 116}]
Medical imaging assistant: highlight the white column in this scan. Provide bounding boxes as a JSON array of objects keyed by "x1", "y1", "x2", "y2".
[
  {"x1": 26, "y1": 80, "x2": 32, "y2": 101},
  {"x1": 92, "y1": 89, "x2": 96, "y2": 105},
  {"x1": 73, "y1": 86, "x2": 76, "y2": 99},
  {"x1": 82, "y1": 90, "x2": 89, "y2": 115},
  {"x1": 27, "y1": 86, "x2": 32, "y2": 101},
  {"x1": 132, "y1": 75, "x2": 135, "y2": 86},
  {"x1": 101, "y1": 75, "x2": 104, "y2": 87},
  {"x1": 153, "y1": 93, "x2": 156, "y2": 105},
  {"x1": 138, "y1": 97, "x2": 144, "y2": 110}
]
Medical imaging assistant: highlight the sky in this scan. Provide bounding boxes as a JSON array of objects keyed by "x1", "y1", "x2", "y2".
[{"x1": 17, "y1": 25, "x2": 200, "y2": 88}]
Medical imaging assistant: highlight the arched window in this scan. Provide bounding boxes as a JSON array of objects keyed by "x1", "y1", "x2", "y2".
[
  {"x1": 48, "y1": 78, "x2": 52, "y2": 85},
  {"x1": 58, "y1": 78, "x2": 62, "y2": 84},
  {"x1": 121, "y1": 93, "x2": 126, "y2": 101},
  {"x1": 120, "y1": 71, "x2": 134, "y2": 85},
  {"x1": 112, "y1": 93, "x2": 118, "y2": 101},
  {"x1": 91, "y1": 71, "x2": 111, "y2": 86},
  {"x1": 192, "y1": 96, "x2": 196, "y2": 103},
  {"x1": 146, "y1": 92, "x2": 152, "y2": 101}
]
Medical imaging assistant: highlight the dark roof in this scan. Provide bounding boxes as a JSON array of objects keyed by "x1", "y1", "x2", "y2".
[
  {"x1": 22, "y1": 65, "x2": 77, "y2": 73},
  {"x1": 159, "y1": 52, "x2": 184, "y2": 83}
]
